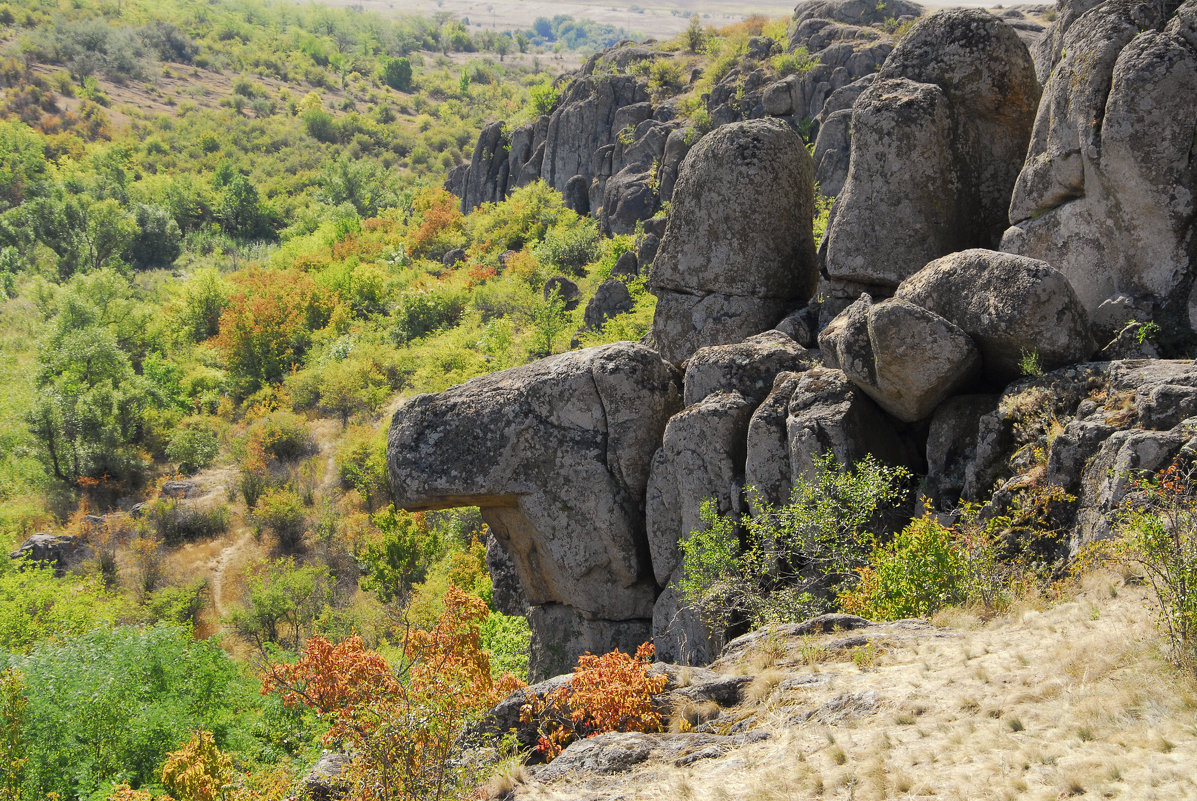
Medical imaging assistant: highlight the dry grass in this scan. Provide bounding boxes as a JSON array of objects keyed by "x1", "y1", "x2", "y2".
[{"x1": 511, "y1": 569, "x2": 1197, "y2": 800}]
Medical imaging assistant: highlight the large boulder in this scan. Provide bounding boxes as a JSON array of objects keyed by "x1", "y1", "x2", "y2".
[
  {"x1": 744, "y1": 372, "x2": 806, "y2": 512},
  {"x1": 648, "y1": 118, "x2": 818, "y2": 363},
  {"x1": 681, "y1": 331, "x2": 813, "y2": 407},
  {"x1": 819, "y1": 295, "x2": 980, "y2": 422},
  {"x1": 460, "y1": 121, "x2": 511, "y2": 212},
  {"x1": 895, "y1": 249, "x2": 1096, "y2": 385},
  {"x1": 542, "y1": 72, "x2": 649, "y2": 194},
  {"x1": 583, "y1": 279, "x2": 635, "y2": 331},
  {"x1": 823, "y1": 11, "x2": 1039, "y2": 291},
  {"x1": 9, "y1": 533, "x2": 92, "y2": 576},
  {"x1": 786, "y1": 367, "x2": 918, "y2": 481},
  {"x1": 387, "y1": 342, "x2": 681, "y2": 677},
  {"x1": 1002, "y1": 0, "x2": 1197, "y2": 337},
  {"x1": 644, "y1": 391, "x2": 756, "y2": 588},
  {"x1": 793, "y1": 0, "x2": 924, "y2": 27}
]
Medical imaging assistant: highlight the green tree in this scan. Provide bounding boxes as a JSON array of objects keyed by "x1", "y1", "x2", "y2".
[
  {"x1": 381, "y1": 55, "x2": 412, "y2": 90},
  {"x1": 225, "y1": 558, "x2": 334, "y2": 652},
  {"x1": 127, "y1": 203, "x2": 182, "y2": 270}
]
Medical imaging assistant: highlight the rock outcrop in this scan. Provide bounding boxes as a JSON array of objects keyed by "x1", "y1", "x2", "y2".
[
  {"x1": 387, "y1": 342, "x2": 681, "y2": 677},
  {"x1": 822, "y1": 11, "x2": 1039, "y2": 296},
  {"x1": 894, "y1": 249, "x2": 1095, "y2": 385},
  {"x1": 1001, "y1": 0, "x2": 1197, "y2": 338},
  {"x1": 647, "y1": 119, "x2": 818, "y2": 364},
  {"x1": 819, "y1": 294, "x2": 980, "y2": 422}
]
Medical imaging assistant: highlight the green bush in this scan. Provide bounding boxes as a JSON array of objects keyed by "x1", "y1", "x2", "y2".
[
  {"x1": 1, "y1": 625, "x2": 252, "y2": 800},
  {"x1": 382, "y1": 56, "x2": 413, "y2": 91},
  {"x1": 0, "y1": 567, "x2": 123, "y2": 654},
  {"x1": 165, "y1": 417, "x2": 221, "y2": 474},
  {"x1": 481, "y1": 611, "x2": 531, "y2": 681},
  {"x1": 253, "y1": 487, "x2": 307, "y2": 550},
  {"x1": 532, "y1": 221, "x2": 600, "y2": 275},
  {"x1": 143, "y1": 497, "x2": 230, "y2": 545},
  {"x1": 224, "y1": 558, "x2": 333, "y2": 652},
  {"x1": 771, "y1": 46, "x2": 818, "y2": 77},
  {"x1": 1116, "y1": 458, "x2": 1197, "y2": 669},
  {"x1": 678, "y1": 454, "x2": 909, "y2": 633},
  {"x1": 391, "y1": 288, "x2": 467, "y2": 344},
  {"x1": 246, "y1": 410, "x2": 312, "y2": 463},
  {"x1": 837, "y1": 515, "x2": 972, "y2": 620}
]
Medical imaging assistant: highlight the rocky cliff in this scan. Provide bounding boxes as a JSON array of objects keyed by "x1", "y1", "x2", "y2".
[{"x1": 394, "y1": 0, "x2": 1197, "y2": 678}]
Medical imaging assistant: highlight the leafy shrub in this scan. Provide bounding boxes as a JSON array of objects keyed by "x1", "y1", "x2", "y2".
[
  {"x1": 245, "y1": 410, "x2": 313, "y2": 463},
  {"x1": 0, "y1": 565, "x2": 123, "y2": 653},
  {"x1": 225, "y1": 558, "x2": 332, "y2": 652},
  {"x1": 0, "y1": 668, "x2": 27, "y2": 801},
  {"x1": 520, "y1": 642, "x2": 667, "y2": 761},
  {"x1": 160, "y1": 729, "x2": 232, "y2": 801},
  {"x1": 391, "y1": 288, "x2": 466, "y2": 344},
  {"x1": 481, "y1": 611, "x2": 531, "y2": 682},
  {"x1": 532, "y1": 221, "x2": 600, "y2": 275},
  {"x1": 527, "y1": 80, "x2": 559, "y2": 116},
  {"x1": 771, "y1": 46, "x2": 818, "y2": 76},
  {"x1": 1116, "y1": 458, "x2": 1197, "y2": 669},
  {"x1": 262, "y1": 586, "x2": 519, "y2": 801},
  {"x1": 382, "y1": 56, "x2": 413, "y2": 91},
  {"x1": 838, "y1": 515, "x2": 972, "y2": 620},
  {"x1": 678, "y1": 454, "x2": 909, "y2": 633},
  {"x1": 358, "y1": 507, "x2": 440, "y2": 602},
  {"x1": 2, "y1": 625, "x2": 250, "y2": 800},
  {"x1": 253, "y1": 487, "x2": 307, "y2": 550},
  {"x1": 143, "y1": 498, "x2": 230, "y2": 545},
  {"x1": 166, "y1": 417, "x2": 220, "y2": 474},
  {"x1": 127, "y1": 203, "x2": 182, "y2": 270}
]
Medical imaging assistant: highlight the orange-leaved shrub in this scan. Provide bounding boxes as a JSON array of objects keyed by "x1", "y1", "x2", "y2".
[
  {"x1": 520, "y1": 642, "x2": 668, "y2": 761},
  {"x1": 261, "y1": 584, "x2": 523, "y2": 801}
]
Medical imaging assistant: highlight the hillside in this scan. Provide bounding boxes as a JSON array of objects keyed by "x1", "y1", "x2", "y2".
[{"x1": 2, "y1": 0, "x2": 1197, "y2": 799}]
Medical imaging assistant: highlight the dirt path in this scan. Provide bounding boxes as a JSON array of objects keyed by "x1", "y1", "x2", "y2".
[{"x1": 208, "y1": 528, "x2": 256, "y2": 618}]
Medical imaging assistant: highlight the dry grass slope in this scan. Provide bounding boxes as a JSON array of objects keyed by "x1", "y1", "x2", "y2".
[{"x1": 510, "y1": 570, "x2": 1197, "y2": 801}]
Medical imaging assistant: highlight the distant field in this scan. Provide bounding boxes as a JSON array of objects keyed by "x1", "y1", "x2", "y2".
[{"x1": 325, "y1": 0, "x2": 1044, "y2": 43}]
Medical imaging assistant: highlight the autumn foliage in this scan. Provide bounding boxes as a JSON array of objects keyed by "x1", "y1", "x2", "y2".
[
  {"x1": 161, "y1": 730, "x2": 233, "y2": 801},
  {"x1": 214, "y1": 267, "x2": 333, "y2": 393},
  {"x1": 520, "y1": 642, "x2": 667, "y2": 760},
  {"x1": 261, "y1": 584, "x2": 523, "y2": 801}
]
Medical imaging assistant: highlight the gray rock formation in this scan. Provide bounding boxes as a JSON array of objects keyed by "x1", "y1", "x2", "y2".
[
  {"x1": 1001, "y1": 0, "x2": 1197, "y2": 338},
  {"x1": 923, "y1": 395, "x2": 998, "y2": 507},
  {"x1": 543, "y1": 275, "x2": 580, "y2": 311},
  {"x1": 895, "y1": 249, "x2": 1095, "y2": 385},
  {"x1": 387, "y1": 342, "x2": 681, "y2": 677},
  {"x1": 819, "y1": 295, "x2": 980, "y2": 422},
  {"x1": 461, "y1": 121, "x2": 510, "y2": 212},
  {"x1": 745, "y1": 372, "x2": 807, "y2": 512},
  {"x1": 648, "y1": 119, "x2": 818, "y2": 364},
  {"x1": 682, "y1": 331, "x2": 813, "y2": 407},
  {"x1": 582, "y1": 279, "x2": 635, "y2": 330},
  {"x1": 786, "y1": 367, "x2": 918, "y2": 481},
  {"x1": 486, "y1": 534, "x2": 529, "y2": 617},
  {"x1": 823, "y1": 11, "x2": 1039, "y2": 292},
  {"x1": 9, "y1": 533, "x2": 92, "y2": 576}
]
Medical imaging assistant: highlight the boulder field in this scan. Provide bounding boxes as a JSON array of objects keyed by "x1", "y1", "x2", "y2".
[{"x1": 390, "y1": 0, "x2": 1197, "y2": 677}]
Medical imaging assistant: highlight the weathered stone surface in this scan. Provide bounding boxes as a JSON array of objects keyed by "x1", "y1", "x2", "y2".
[
  {"x1": 787, "y1": 367, "x2": 917, "y2": 480},
  {"x1": 745, "y1": 372, "x2": 805, "y2": 512},
  {"x1": 583, "y1": 279, "x2": 635, "y2": 330},
  {"x1": 823, "y1": 78, "x2": 959, "y2": 287},
  {"x1": 878, "y1": 10, "x2": 1040, "y2": 248},
  {"x1": 529, "y1": 605, "x2": 652, "y2": 680},
  {"x1": 9, "y1": 533, "x2": 91, "y2": 576},
  {"x1": 460, "y1": 121, "x2": 510, "y2": 212},
  {"x1": 613, "y1": 250, "x2": 640, "y2": 279},
  {"x1": 811, "y1": 108, "x2": 853, "y2": 197},
  {"x1": 443, "y1": 248, "x2": 466, "y2": 268},
  {"x1": 600, "y1": 165, "x2": 659, "y2": 235},
  {"x1": 563, "y1": 174, "x2": 590, "y2": 215},
  {"x1": 820, "y1": 295, "x2": 981, "y2": 422},
  {"x1": 648, "y1": 119, "x2": 817, "y2": 363},
  {"x1": 682, "y1": 331, "x2": 813, "y2": 407},
  {"x1": 1002, "y1": 0, "x2": 1197, "y2": 334},
  {"x1": 653, "y1": 572, "x2": 723, "y2": 666},
  {"x1": 647, "y1": 290, "x2": 795, "y2": 367},
  {"x1": 793, "y1": 0, "x2": 923, "y2": 28},
  {"x1": 824, "y1": 11, "x2": 1038, "y2": 288},
  {"x1": 895, "y1": 249, "x2": 1095, "y2": 385},
  {"x1": 923, "y1": 395, "x2": 997, "y2": 507},
  {"x1": 303, "y1": 753, "x2": 349, "y2": 801},
  {"x1": 387, "y1": 342, "x2": 682, "y2": 670},
  {"x1": 542, "y1": 73, "x2": 649, "y2": 194},
  {"x1": 486, "y1": 534, "x2": 529, "y2": 617},
  {"x1": 645, "y1": 391, "x2": 756, "y2": 587},
  {"x1": 651, "y1": 118, "x2": 817, "y2": 300},
  {"x1": 544, "y1": 275, "x2": 580, "y2": 311},
  {"x1": 160, "y1": 479, "x2": 198, "y2": 499},
  {"x1": 535, "y1": 731, "x2": 768, "y2": 780}
]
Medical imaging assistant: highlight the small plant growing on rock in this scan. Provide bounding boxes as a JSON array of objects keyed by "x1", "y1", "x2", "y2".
[{"x1": 520, "y1": 642, "x2": 668, "y2": 761}]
